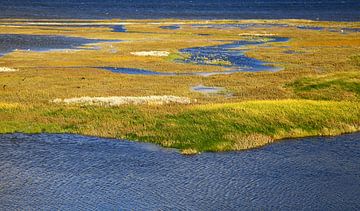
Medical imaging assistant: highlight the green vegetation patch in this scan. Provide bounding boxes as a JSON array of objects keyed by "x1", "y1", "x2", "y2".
[
  {"x1": 350, "y1": 54, "x2": 360, "y2": 67},
  {"x1": 1, "y1": 100, "x2": 359, "y2": 154},
  {"x1": 288, "y1": 72, "x2": 360, "y2": 100}
]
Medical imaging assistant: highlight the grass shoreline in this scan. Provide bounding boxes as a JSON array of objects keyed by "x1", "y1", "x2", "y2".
[{"x1": 1, "y1": 100, "x2": 359, "y2": 154}]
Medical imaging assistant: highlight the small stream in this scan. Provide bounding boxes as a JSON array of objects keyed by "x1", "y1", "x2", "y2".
[{"x1": 102, "y1": 37, "x2": 288, "y2": 76}]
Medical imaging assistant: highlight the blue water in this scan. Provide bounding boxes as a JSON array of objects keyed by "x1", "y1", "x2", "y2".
[
  {"x1": 0, "y1": 0, "x2": 359, "y2": 21},
  {"x1": 192, "y1": 23, "x2": 360, "y2": 33},
  {"x1": 297, "y1": 25, "x2": 324, "y2": 30},
  {"x1": 180, "y1": 37, "x2": 288, "y2": 72},
  {"x1": 0, "y1": 34, "x2": 119, "y2": 56},
  {"x1": 111, "y1": 25, "x2": 127, "y2": 32},
  {"x1": 102, "y1": 37, "x2": 287, "y2": 76},
  {"x1": 191, "y1": 85, "x2": 225, "y2": 94},
  {"x1": 159, "y1": 25, "x2": 180, "y2": 30},
  {"x1": 1, "y1": 132, "x2": 360, "y2": 210}
]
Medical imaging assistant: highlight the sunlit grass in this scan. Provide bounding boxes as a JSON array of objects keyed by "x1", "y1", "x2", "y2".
[{"x1": 0, "y1": 19, "x2": 359, "y2": 153}]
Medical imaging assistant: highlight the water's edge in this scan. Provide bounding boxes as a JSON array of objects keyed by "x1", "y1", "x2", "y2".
[{"x1": 2, "y1": 129, "x2": 359, "y2": 154}]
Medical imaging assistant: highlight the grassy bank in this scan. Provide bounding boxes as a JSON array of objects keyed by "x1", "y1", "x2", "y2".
[{"x1": 1, "y1": 100, "x2": 359, "y2": 154}]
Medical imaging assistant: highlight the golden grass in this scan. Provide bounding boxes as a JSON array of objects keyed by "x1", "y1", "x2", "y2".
[{"x1": 0, "y1": 102, "x2": 19, "y2": 109}]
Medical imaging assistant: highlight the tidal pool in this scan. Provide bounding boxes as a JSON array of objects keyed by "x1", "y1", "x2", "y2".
[
  {"x1": 191, "y1": 85, "x2": 225, "y2": 94},
  {"x1": 0, "y1": 34, "x2": 119, "y2": 56},
  {"x1": 179, "y1": 37, "x2": 288, "y2": 72},
  {"x1": 1, "y1": 133, "x2": 360, "y2": 210},
  {"x1": 101, "y1": 37, "x2": 287, "y2": 76},
  {"x1": 159, "y1": 25, "x2": 180, "y2": 30}
]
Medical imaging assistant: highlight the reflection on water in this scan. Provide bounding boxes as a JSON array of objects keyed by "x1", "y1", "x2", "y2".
[
  {"x1": 101, "y1": 37, "x2": 287, "y2": 76},
  {"x1": 179, "y1": 37, "x2": 288, "y2": 72},
  {"x1": 1, "y1": 133, "x2": 360, "y2": 210},
  {"x1": 0, "y1": 34, "x2": 119, "y2": 56},
  {"x1": 159, "y1": 25, "x2": 180, "y2": 30}
]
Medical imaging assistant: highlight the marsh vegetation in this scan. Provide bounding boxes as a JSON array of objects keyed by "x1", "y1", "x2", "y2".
[{"x1": 0, "y1": 19, "x2": 359, "y2": 153}]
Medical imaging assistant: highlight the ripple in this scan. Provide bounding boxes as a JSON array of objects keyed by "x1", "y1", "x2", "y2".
[{"x1": 1, "y1": 133, "x2": 360, "y2": 210}]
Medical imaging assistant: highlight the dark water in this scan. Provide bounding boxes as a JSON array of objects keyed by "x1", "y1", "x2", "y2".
[
  {"x1": 0, "y1": 0, "x2": 359, "y2": 21},
  {"x1": 103, "y1": 37, "x2": 287, "y2": 76},
  {"x1": 111, "y1": 25, "x2": 126, "y2": 32},
  {"x1": 180, "y1": 37, "x2": 288, "y2": 72},
  {"x1": 0, "y1": 34, "x2": 119, "y2": 56},
  {"x1": 297, "y1": 25, "x2": 324, "y2": 31},
  {"x1": 1, "y1": 133, "x2": 360, "y2": 210}
]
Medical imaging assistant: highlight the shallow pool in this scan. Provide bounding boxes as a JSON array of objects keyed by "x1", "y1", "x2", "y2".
[{"x1": 0, "y1": 34, "x2": 119, "y2": 56}]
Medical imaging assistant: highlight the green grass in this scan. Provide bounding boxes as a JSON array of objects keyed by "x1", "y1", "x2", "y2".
[
  {"x1": 350, "y1": 54, "x2": 360, "y2": 67},
  {"x1": 1, "y1": 100, "x2": 359, "y2": 154},
  {"x1": 288, "y1": 72, "x2": 360, "y2": 100}
]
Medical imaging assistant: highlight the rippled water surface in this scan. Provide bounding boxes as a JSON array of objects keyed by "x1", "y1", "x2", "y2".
[
  {"x1": 0, "y1": 0, "x2": 359, "y2": 21},
  {"x1": 1, "y1": 133, "x2": 360, "y2": 210}
]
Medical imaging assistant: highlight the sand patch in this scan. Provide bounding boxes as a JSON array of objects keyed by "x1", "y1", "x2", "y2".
[
  {"x1": 0, "y1": 67, "x2": 17, "y2": 72},
  {"x1": 131, "y1": 51, "x2": 170, "y2": 57},
  {"x1": 53, "y1": 96, "x2": 192, "y2": 106}
]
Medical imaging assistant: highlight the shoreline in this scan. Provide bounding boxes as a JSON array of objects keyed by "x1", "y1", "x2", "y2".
[
  {"x1": 1, "y1": 100, "x2": 359, "y2": 154},
  {"x1": 1, "y1": 130, "x2": 360, "y2": 156}
]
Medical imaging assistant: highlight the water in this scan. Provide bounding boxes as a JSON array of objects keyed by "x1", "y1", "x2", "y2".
[
  {"x1": 179, "y1": 37, "x2": 288, "y2": 72},
  {"x1": 0, "y1": 34, "x2": 119, "y2": 56},
  {"x1": 102, "y1": 37, "x2": 287, "y2": 76},
  {"x1": 297, "y1": 25, "x2": 324, "y2": 30},
  {"x1": 1, "y1": 132, "x2": 360, "y2": 210},
  {"x1": 0, "y1": 0, "x2": 359, "y2": 21},
  {"x1": 111, "y1": 25, "x2": 127, "y2": 32},
  {"x1": 191, "y1": 85, "x2": 225, "y2": 94},
  {"x1": 159, "y1": 25, "x2": 180, "y2": 30}
]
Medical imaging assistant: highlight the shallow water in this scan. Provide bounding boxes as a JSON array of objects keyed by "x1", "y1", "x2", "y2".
[
  {"x1": 179, "y1": 37, "x2": 288, "y2": 72},
  {"x1": 0, "y1": 0, "x2": 359, "y2": 21},
  {"x1": 297, "y1": 26, "x2": 324, "y2": 30},
  {"x1": 159, "y1": 25, "x2": 180, "y2": 30},
  {"x1": 0, "y1": 34, "x2": 118, "y2": 56},
  {"x1": 101, "y1": 37, "x2": 287, "y2": 76},
  {"x1": 111, "y1": 25, "x2": 127, "y2": 32},
  {"x1": 191, "y1": 85, "x2": 224, "y2": 94},
  {"x1": 1, "y1": 133, "x2": 360, "y2": 210}
]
